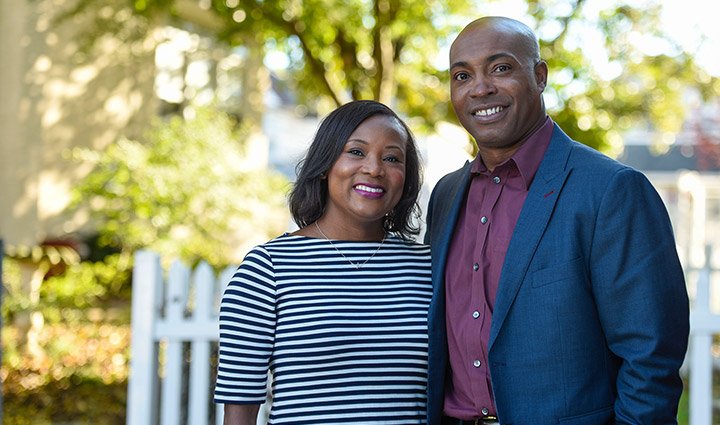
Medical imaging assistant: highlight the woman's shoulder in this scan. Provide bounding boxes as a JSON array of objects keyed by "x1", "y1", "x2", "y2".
[
  {"x1": 246, "y1": 233, "x2": 332, "y2": 260},
  {"x1": 233, "y1": 234, "x2": 325, "y2": 276},
  {"x1": 257, "y1": 233, "x2": 321, "y2": 247}
]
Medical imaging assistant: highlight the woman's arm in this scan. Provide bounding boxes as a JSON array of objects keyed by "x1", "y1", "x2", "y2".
[{"x1": 223, "y1": 404, "x2": 260, "y2": 425}]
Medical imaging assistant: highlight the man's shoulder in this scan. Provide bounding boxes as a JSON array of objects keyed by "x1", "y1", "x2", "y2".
[
  {"x1": 562, "y1": 135, "x2": 633, "y2": 175},
  {"x1": 556, "y1": 136, "x2": 657, "y2": 198}
]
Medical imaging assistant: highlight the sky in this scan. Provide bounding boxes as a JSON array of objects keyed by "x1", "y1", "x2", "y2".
[
  {"x1": 481, "y1": 0, "x2": 720, "y2": 77},
  {"x1": 659, "y1": 0, "x2": 720, "y2": 76},
  {"x1": 265, "y1": 0, "x2": 720, "y2": 78}
]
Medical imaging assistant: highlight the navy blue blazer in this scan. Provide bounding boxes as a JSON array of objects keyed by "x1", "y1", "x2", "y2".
[{"x1": 425, "y1": 124, "x2": 689, "y2": 424}]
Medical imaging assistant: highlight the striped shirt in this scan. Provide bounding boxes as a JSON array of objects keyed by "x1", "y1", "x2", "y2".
[{"x1": 214, "y1": 233, "x2": 432, "y2": 424}]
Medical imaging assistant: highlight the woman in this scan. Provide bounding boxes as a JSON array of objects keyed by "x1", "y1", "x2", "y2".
[{"x1": 214, "y1": 100, "x2": 432, "y2": 424}]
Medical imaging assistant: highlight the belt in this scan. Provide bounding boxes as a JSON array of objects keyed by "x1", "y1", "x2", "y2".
[{"x1": 442, "y1": 415, "x2": 500, "y2": 425}]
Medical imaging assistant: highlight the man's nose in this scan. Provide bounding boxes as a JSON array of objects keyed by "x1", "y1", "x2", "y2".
[{"x1": 470, "y1": 76, "x2": 497, "y2": 97}]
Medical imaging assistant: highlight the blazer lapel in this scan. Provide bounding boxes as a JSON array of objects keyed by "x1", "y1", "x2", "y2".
[
  {"x1": 489, "y1": 125, "x2": 574, "y2": 349},
  {"x1": 428, "y1": 161, "x2": 472, "y2": 339},
  {"x1": 434, "y1": 162, "x2": 472, "y2": 274}
]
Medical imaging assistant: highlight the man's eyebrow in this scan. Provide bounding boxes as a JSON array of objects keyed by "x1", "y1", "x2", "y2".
[
  {"x1": 486, "y1": 52, "x2": 516, "y2": 63},
  {"x1": 450, "y1": 52, "x2": 517, "y2": 70},
  {"x1": 449, "y1": 60, "x2": 470, "y2": 70}
]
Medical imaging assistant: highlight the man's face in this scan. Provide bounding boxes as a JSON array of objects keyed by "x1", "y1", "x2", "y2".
[{"x1": 449, "y1": 22, "x2": 547, "y2": 153}]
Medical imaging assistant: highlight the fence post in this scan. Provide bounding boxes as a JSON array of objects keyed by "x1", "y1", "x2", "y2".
[
  {"x1": 690, "y1": 245, "x2": 713, "y2": 425},
  {"x1": 160, "y1": 260, "x2": 189, "y2": 425},
  {"x1": 187, "y1": 261, "x2": 215, "y2": 424},
  {"x1": 127, "y1": 250, "x2": 162, "y2": 425}
]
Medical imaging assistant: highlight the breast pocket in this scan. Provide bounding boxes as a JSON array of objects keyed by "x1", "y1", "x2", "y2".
[{"x1": 531, "y1": 257, "x2": 586, "y2": 288}]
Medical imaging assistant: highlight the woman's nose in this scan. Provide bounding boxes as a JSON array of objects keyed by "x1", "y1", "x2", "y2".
[{"x1": 361, "y1": 156, "x2": 384, "y2": 176}]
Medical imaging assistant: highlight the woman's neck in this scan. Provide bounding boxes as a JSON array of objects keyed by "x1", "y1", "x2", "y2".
[{"x1": 304, "y1": 217, "x2": 385, "y2": 241}]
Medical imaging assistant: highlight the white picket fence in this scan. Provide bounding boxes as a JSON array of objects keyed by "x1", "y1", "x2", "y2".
[
  {"x1": 126, "y1": 249, "x2": 720, "y2": 425},
  {"x1": 688, "y1": 246, "x2": 720, "y2": 425},
  {"x1": 126, "y1": 250, "x2": 234, "y2": 425}
]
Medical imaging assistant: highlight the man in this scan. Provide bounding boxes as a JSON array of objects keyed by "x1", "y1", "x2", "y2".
[{"x1": 425, "y1": 16, "x2": 689, "y2": 425}]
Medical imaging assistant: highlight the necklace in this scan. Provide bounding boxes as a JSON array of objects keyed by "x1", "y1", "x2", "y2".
[{"x1": 315, "y1": 222, "x2": 385, "y2": 270}]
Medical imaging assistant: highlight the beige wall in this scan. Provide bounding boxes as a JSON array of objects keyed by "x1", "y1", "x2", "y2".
[{"x1": 0, "y1": 0, "x2": 158, "y2": 247}]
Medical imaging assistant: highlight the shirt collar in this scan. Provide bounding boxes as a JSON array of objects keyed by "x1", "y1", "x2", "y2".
[{"x1": 470, "y1": 116, "x2": 554, "y2": 189}]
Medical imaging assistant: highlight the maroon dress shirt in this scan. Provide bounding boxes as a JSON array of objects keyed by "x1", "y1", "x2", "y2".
[{"x1": 443, "y1": 117, "x2": 554, "y2": 419}]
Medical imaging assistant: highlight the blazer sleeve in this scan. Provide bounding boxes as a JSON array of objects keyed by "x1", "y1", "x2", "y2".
[{"x1": 589, "y1": 167, "x2": 689, "y2": 423}]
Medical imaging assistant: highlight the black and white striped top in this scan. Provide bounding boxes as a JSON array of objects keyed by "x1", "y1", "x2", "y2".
[{"x1": 214, "y1": 233, "x2": 432, "y2": 424}]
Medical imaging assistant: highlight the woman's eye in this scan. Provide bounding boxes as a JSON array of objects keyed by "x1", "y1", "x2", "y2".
[
  {"x1": 348, "y1": 148, "x2": 364, "y2": 156},
  {"x1": 384, "y1": 156, "x2": 402, "y2": 163}
]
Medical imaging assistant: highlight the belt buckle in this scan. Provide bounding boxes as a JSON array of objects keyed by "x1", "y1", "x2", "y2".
[{"x1": 479, "y1": 415, "x2": 498, "y2": 424}]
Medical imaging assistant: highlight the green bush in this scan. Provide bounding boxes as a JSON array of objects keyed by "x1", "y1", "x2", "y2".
[
  {"x1": 71, "y1": 106, "x2": 290, "y2": 268},
  {"x1": 2, "y1": 253, "x2": 131, "y2": 424},
  {"x1": 2, "y1": 106, "x2": 291, "y2": 422}
]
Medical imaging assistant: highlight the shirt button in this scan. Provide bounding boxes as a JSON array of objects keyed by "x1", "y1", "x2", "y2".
[
  {"x1": 472, "y1": 311, "x2": 480, "y2": 319},
  {"x1": 492, "y1": 176, "x2": 501, "y2": 184},
  {"x1": 480, "y1": 216, "x2": 488, "y2": 224},
  {"x1": 481, "y1": 407, "x2": 490, "y2": 415},
  {"x1": 473, "y1": 360, "x2": 481, "y2": 368},
  {"x1": 473, "y1": 263, "x2": 479, "y2": 271}
]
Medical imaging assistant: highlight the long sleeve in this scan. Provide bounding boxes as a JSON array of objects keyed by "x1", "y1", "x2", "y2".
[{"x1": 589, "y1": 168, "x2": 689, "y2": 423}]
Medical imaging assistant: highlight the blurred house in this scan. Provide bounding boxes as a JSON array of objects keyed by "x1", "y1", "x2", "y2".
[
  {"x1": 1, "y1": 1, "x2": 157, "y2": 248},
  {"x1": 0, "y1": 1, "x2": 273, "y2": 253},
  {"x1": 617, "y1": 100, "x2": 720, "y2": 307}
]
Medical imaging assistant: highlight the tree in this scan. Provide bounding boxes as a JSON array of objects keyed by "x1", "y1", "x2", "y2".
[
  {"x1": 532, "y1": 1, "x2": 719, "y2": 151},
  {"x1": 63, "y1": 0, "x2": 472, "y2": 132},
  {"x1": 61, "y1": 0, "x2": 719, "y2": 151}
]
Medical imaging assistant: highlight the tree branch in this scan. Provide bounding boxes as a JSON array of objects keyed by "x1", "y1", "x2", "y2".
[
  {"x1": 547, "y1": 0, "x2": 587, "y2": 45},
  {"x1": 232, "y1": 0, "x2": 347, "y2": 106},
  {"x1": 372, "y1": 0, "x2": 400, "y2": 103}
]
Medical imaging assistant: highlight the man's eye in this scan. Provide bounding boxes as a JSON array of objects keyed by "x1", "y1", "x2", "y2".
[
  {"x1": 494, "y1": 64, "x2": 511, "y2": 72},
  {"x1": 453, "y1": 72, "x2": 469, "y2": 81}
]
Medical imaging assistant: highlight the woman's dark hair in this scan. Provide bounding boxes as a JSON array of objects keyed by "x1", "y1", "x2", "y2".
[{"x1": 288, "y1": 99, "x2": 422, "y2": 239}]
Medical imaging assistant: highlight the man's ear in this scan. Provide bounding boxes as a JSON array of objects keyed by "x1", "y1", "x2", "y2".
[{"x1": 535, "y1": 60, "x2": 548, "y2": 91}]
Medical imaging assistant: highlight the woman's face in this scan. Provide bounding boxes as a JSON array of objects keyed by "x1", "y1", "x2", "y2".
[{"x1": 322, "y1": 114, "x2": 407, "y2": 233}]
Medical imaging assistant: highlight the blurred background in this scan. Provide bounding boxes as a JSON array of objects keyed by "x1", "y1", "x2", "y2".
[{"x1": 1, "y1": 0, "x2": 718, "y2": 423}]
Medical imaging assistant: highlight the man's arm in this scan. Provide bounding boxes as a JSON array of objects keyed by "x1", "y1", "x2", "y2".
[{"x1": 590, "y1": 168, "x2": 689, "y2": 423}]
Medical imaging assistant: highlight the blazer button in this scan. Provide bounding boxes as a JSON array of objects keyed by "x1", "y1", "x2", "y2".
[
  {"x1": 473, "y1": 360, "x2": 481, "y2": 368},
  {"x1": 473, "y1": 263, "x2": 479, "y2": 271},
  {"x1": 480, "y1": 216, "x2": 488, "y2": 224}
]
